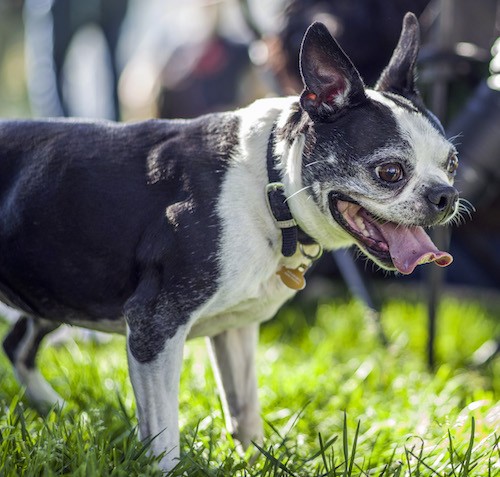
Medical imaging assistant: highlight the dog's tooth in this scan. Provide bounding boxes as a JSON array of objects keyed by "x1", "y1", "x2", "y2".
[
  {"x1": 354, "y1": 216, "x2": 366, "y2": 231},
  {"x1": 354, "y1": 216, "x2": 372, "y2": 238}
]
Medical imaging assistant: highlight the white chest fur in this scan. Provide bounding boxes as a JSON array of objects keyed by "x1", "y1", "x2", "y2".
[
  {"x1": 188, "y1": 98, "x2": 313, "y2": 339},
  {"x1": 187, "y1": 241, "x2": 315, "y2": 339}
]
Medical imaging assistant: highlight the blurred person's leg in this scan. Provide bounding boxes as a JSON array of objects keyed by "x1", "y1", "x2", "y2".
[{"x1": 23, "y1": 0, "x2": 65, "y2": 116}]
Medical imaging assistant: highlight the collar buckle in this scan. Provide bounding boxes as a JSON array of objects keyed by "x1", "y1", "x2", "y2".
[
  {"x1": 265, "y1": 181, "x2": 298, "y2": 257},
  {"x1": 265, "y1": 182, "x2": 297, "y2": 230}
]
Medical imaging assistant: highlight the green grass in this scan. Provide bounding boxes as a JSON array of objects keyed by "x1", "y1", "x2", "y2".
[{"x1": 0, "y1": 295, "x2": 499, "y2": 476}]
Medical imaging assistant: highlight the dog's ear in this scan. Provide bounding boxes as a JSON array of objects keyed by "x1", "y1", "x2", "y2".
[
  {"x1": 375, "y1": 12, "x2": 420, "y2": 96},
  {"x1": 299, "y1": 22, "x2": 366, "y2": 121}
]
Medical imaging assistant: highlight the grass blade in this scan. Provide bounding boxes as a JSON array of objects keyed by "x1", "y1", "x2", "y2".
[
  {"x1": 347, "y1": 421, "x2": 360, "y2": 476},
  {"x1": 253, "y1": 441, "x2": 298, "y2": 477},
  {"x1": 459, "y1": 417, "x2": 475, "y2": 477}
]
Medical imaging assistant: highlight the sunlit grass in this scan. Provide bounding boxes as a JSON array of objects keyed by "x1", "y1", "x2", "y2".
[{"x1": 0, "y1": 294, "x2": 499, "y2": 476}]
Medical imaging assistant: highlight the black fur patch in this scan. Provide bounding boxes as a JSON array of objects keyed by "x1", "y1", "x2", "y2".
[
  {"x1": 3, "y1": 316, "x2": 59, "y2": 368},
  {"x1": 277, "y1": 102, "x2": 316, "y2": 160},
  {"x1": 0, "y1": 113, "x2": 240, "y2": 363},
  {"x1": 2, "y1": 315, "x2": 28, "y2": 363},
  {"x1": 126, "y1": 113, "x2": 241, "y2": 362},
  {"x1": 300, "y1": 99, "x2": 410, "y2": 204}
]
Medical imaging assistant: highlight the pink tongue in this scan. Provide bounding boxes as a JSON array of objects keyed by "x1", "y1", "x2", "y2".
[{"x1": 378, "y1": 223, "x2": 453, "y2": 275}]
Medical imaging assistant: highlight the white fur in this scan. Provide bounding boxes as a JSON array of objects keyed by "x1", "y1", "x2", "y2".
[
  {"x1": 207, "y1": 323, "x2": 262, "y2": 449},
  {"x1": 0, "y1": 302, "x2": 21, "y2": 323},
  {"x1": 127, "y1": 325, "x2": 188, "y2": 472},
  {"x1": 15, "y1": 367, "x2": 65, "y2": 411}
]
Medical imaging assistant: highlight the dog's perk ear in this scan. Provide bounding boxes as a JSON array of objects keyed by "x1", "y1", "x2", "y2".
[
  {"x1": 299, "y1": 22, "x2": 366, "y2": 121},
  {"x1": 375, "y1": 12, "x2": 420, "y2": 96}
]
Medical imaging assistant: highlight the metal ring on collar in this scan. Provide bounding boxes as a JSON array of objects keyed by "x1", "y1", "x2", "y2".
[{"x1": 299, "y1": 242, "x2": 323, "y2": 261}]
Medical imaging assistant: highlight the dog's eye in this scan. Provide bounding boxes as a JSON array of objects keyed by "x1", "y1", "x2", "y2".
[
  {"x1": 447, "y1": 154, "x2": 459, "y2": 175},
  {"x1": 376, "y1": 163, "x2": 404, "y2": 183}
]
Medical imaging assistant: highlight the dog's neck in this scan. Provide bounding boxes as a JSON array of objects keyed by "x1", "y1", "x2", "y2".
[
  {"x1": 235, "y1": 96, "x2": 348, "y2": 252},
  {"x1": 265, "y1": 123, "x2": 318, "y2": 258}
]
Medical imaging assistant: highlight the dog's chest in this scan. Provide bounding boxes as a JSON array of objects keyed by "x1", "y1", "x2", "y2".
[{"x1": 187, "y1": 250, "x2": 303, "y2": 338}]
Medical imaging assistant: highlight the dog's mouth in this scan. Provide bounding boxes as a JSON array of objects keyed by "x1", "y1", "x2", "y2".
[{"x1": 329, "y1": 196, "x2": 453, "y2": 274}]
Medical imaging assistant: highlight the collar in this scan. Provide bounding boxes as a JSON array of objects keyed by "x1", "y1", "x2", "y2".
[{"x1": 265, "y1": 126, "x2": 317, "y2": 257}]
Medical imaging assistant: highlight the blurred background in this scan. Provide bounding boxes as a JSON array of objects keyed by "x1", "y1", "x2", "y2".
[{"x1": 1, "y1": 0, "x2": 500, "y2": 366}]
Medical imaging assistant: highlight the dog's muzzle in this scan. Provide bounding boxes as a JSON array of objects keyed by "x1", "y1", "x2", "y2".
[{"x1": 328, "y1": 192, "x2": 454, "y2": 275}]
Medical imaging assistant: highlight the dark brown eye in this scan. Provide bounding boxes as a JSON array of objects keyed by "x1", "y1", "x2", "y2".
[
  {"x1": 447, "y1": 154, "x2": 459, "y2": 175},
  {"x1": 376, "y1": 163, "x2": 404, "y2": 183}
]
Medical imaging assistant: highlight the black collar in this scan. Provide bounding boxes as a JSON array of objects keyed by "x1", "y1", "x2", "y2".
[{"x1": 265, "y1": 126, "x2": 316, "y2": 257}]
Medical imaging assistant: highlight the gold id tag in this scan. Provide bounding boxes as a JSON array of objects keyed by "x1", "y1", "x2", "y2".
[{"x1": 277, "y1": 265, "x2": 307, "y2": 290}]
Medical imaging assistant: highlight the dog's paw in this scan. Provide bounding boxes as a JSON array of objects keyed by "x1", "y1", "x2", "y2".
[{"x1": 18, "y1": 368, "x2": 65, "y2": 414}]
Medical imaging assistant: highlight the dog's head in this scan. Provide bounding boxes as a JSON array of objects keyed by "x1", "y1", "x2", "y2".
[{"x1": 283, "y1": 13, "x2": 459, "y2": 274}]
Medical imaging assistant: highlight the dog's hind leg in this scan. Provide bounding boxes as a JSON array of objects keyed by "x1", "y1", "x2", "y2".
[
  {"x1": 207, "y1": 323, "x2": 263, "y2": 450},
  {"x1": 2, "y1": 315, "x2": 64, "y2": 412}
]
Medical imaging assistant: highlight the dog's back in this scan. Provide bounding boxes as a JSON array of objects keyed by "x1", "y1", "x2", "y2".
[{"x1": 0, "y1": 114, "x2": 239, "y2": 324}]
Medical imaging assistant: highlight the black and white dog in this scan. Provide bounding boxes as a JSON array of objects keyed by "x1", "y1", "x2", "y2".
[{"x1": 1, "y1": 13, "x2": 458, "y2": 472}]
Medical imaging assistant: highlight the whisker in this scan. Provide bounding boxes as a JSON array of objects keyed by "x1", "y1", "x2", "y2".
[
  {"x1": 447, "y1": 132, "x2": 463, "y2": 146},
  {"x1": 448, "y1": 213, "x2": 463, "y2": 227},
  {"x1": 445, "y1": 201, "x2": 474, "y2": 226},
  {"x1": 305, "y1": 160, "x2": 322, "y2": 168},
  {"x1": 284, "y1": 186, "x2": 312, "y2": 203},
  {"x1": 458, "y1": 206, "x2": 472, "y2": 221},
  {"x1": 448, "y1": 199, "x2": 474, "y2": 225},
  {"x1": 458, "y1": 197, "x2": 476, "y2": 213}
]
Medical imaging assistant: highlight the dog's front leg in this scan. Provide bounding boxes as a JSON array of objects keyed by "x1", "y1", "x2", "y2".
[
  {"x1": 207, "y1": 323, "x2": 263, "y2": 449},
  {"x1": 126, "y1": 316, "x2": 187, "y2": 472}
]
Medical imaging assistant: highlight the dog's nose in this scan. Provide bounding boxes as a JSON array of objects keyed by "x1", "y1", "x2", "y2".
[{"x1": 426, "y1": 185, "x2": 459, "y2": 218}]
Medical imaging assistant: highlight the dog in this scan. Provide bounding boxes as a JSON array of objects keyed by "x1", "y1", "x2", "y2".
[{"x1": 1, "y1": 13, "x2": 458, "y2": 472}]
